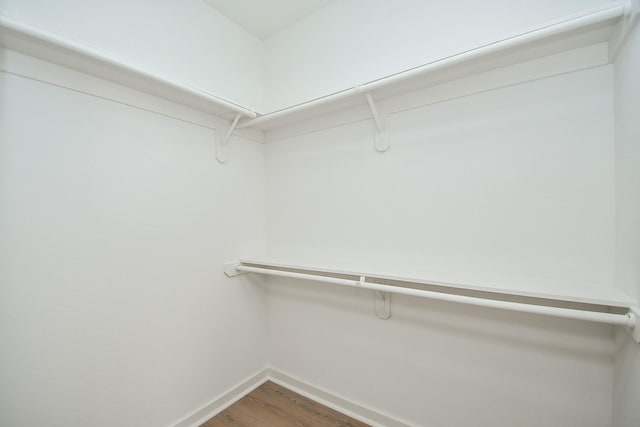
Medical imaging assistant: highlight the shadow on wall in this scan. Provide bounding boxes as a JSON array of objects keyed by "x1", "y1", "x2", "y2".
[{"x1": 264, "y1": 276, "x2": 614, "y2": 366}]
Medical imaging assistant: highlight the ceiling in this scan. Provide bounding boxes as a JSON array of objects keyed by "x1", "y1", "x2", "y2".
[{"x1": 202, "y1": 0, "x2": 336, "y2": 40}]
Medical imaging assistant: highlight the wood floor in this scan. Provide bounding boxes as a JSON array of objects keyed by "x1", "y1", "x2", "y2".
[{"x1": 201, "y1": 381, "x2": 370, "y2": 427}]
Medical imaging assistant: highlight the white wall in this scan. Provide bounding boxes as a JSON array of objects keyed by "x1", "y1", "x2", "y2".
[
  {"x1": 267, "y1": 279, "x2": 614, "y2": 426},
  {"x1": 613, "y1": 16, "x2": 640, "y2": 305},
  {"x1": 1, "y1": 1, "x2": 635, "y2": 426},
  {"x1": 264, "y1": 65, "x2": 617, "y2": 426},
  {"x1": 263, "y1": 0, "x2": 608, "y2": 111},
  {"x1": 0, "y1": 63, "x2": 267, "y2": 426},
  {"x1": 266, "y1": 66, "x2": 615, "y2": 284},
  {"x1": 612, "y1": 17, "x2": 640, "y2": 427},
  {"x1": 0, "y1": 0, "x2": 264, "y2": 111}
]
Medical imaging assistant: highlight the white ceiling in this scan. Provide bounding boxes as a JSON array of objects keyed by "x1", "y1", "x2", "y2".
[{"x1": 202, "y1": 0, "x2": 336, "y2": 40}]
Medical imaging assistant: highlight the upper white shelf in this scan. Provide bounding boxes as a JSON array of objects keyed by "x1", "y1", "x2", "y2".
[
  {"x1": 1, "y1": 1, "x2": 635, "y2": 128},
  {"x1": 240, "y1": 257, "x2": 636, "y2": 309},
  {"x1": 0, "y1": 14, "x2": 256, "y2": 120},
  {"x1": 237, "y1": 0, "x2": 635, "y2": 131}
]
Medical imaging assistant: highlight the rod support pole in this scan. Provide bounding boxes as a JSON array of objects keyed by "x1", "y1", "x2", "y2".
[
  {"x1": 364, "y1": 93, "x2": 390, "y2": 152},
  {"x1": 365, "y1": 93, "x2": 384, "y2": 134},
  {"x1": 223, "y1": 113, "x2": 242, "y2": 146},
  {"x1": 216, "y1": 113, "x2": 243, "y2": 164}
]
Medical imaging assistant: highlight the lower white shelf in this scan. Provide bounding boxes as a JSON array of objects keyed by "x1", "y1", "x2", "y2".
[
  {"x1": 224, "y1": 257, "x2": 640, "y2": 342},
  {"x1": 238, "y1": 257, "x2": 634, "y2": 307}
]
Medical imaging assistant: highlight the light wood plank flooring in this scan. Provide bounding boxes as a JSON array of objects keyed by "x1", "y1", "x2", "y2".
[{"x1": 201, "y1": 381, "x2": 370, "y2": 427}]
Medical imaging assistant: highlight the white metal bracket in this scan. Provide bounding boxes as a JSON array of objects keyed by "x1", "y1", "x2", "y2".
[
  {"x1": 609, "y1": 0, "x2": 639, "y2": 61},
  {"x1": 627, "y1": 307, "x2": 640, "y2": 343},
  {"x1": 216, "y1": 113, "x2": 242, "y2": 164},
  {"x1": 375, "y1": 290, "x2": 391, "y2": 319},
  {"x1": 359, "y1": 275, "x2": 391, "y2": 319},
  {"x1": 365, "y1": 93, "x2": 390, "y2": 152},
  {"x1": 223, "y1": 261, "x2": 245, "y2": 277}
]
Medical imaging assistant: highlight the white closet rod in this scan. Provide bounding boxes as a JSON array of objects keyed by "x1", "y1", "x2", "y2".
[
  {"x1": 237, "y1": 1, "x2": 629, "y2": 129},
  {"x1": 236, "y1": 264, "x2": 636, "y2": 328},
  {"x1": 0, "y1": 15, "x2": 256, "y2": 119}
]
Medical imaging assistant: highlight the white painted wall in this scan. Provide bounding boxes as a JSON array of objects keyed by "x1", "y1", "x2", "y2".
[
  {"x1": 264, "y1": 66, "x2": 617, "y2": 425},
  {"x1": 267, "y1": 279, "x2": 614, "y2": 426},
  {"x1": 612, "y1": 17, "x2": 640, "y2": 427},
  {"x1": 263, "y1": 0, "x2": 609, "y2": 111},
  {"x1": 1, "y1": 1, "x2": 636, "y2": 425},
  {"x1": 0, "y1": 0, "x2": 264, "y2": 111},
  {"x1": 613, "y1": 17, "x2": 640, "y2": 305},
  {"x1": 266, "y1": 66, "x2": 615, "y2": 284},
  {"x1": 0, "y1": 66, "x2": 267, "y2": 426}
]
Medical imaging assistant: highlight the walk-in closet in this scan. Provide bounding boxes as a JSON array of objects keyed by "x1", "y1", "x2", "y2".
[{"x1": 1, "y1": 1, "x2": 639, "y2": 426}]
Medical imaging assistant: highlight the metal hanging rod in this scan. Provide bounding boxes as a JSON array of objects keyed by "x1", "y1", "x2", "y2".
[{"x1": 230, "y1": 263, "x2": 638, "y2": 333}]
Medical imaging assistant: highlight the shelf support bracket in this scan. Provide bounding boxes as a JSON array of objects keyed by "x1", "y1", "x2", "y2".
[
  {"x1": 360, "y1": 275, "x2": 391, "y2": 319},
  {"x1": 375, "y1": 290, "x2": 391, "y2": 319},
  {"x1": 216, "y1": 113, "x2": 242, "y2": 164},
  {"x1": 365, "y1": 92, "x2": 390, "y2": 152},
  {"x1": 223, "y1": 261, "x2": 246, "y2": 277},
  {"x1": 627, "y1": 307, "x2": 640, "y2": 343}
]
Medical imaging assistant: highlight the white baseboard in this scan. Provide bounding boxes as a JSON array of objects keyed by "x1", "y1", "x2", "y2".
[
  {"x1": 170, "y1": 368, "x2": 269, "y2": 427},
  {"x1": 171, "y1": 367, "x2": 413, "y2": 427},
  {"x1": 266, "y1": 368, "x2": 413, "y2": 427}
]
